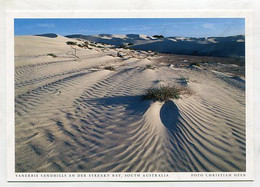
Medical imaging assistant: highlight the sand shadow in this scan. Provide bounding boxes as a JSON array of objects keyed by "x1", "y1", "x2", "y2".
[
  {"x1": 160, "y1": 100, "x2": 180, "y2": 132},
  {"x1": 87, "y1": 95, "x2": 152, "y2": 116}
]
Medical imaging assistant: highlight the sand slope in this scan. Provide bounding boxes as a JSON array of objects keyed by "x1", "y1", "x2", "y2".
[{"x1": 15, "y1": 35, "x2": 245, "y2": 172}]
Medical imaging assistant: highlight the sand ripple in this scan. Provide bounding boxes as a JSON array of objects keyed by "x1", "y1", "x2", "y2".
[{"x1": 15, "y1": 36, "x2": 245, "y2": 172}]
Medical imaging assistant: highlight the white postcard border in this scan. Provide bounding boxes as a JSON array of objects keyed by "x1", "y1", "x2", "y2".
[{"x1": 6, "y1": 10, "x2": 254, "y2": 181}]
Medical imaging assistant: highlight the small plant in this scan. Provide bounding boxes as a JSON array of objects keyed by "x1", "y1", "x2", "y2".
[
  {"x1": 77, "y1": 44, "x2": 83, "y2": 48},
  {"x1": 88, "y1": 43, "x2": 96, "y2": 47},
  {"x1": 144, "y1": 64, "x2": 155, "y2": 70},
  {"x1": 66, "y1": 41, "x2": 77, "y2": 45},
  {"x1": 118, "y1": 45, "x2": 131, "y2": 49},
  {"x1": 77, "y1": 42, "x2": 89, "y2": 48},
  {"x1": 178, "y1": 76, "x2": 189, "y2": 84},
  {"x1": 190, "y1": 62, "x2": 200, "y2": 67},
  {"x1": 104, "y1": 66, "x2": 115, "y2": 71},
  {"x1": 143, "y1": 85, "x2": 192, "y2": 102},
  {"x1": 153, "y1": 35, "x2": 164, "y2": 39},
  {"x1": 47, "y1": 53, "x2": 57, "y2": 58},
  {"x1": 91, "y1": 66, "x2": 100, "y2": 69},
  {"x1": 117, "y1": 52, "x2": 123, "y2": 58}
]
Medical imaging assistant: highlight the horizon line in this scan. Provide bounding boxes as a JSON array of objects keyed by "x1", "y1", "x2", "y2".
[{"x1": 15, "y1": 33, "x2": 245, "y2": 38}]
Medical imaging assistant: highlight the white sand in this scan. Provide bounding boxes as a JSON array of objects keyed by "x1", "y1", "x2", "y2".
[{"x1": 15, "y1": 35, "x2": 245, "y2": 172}]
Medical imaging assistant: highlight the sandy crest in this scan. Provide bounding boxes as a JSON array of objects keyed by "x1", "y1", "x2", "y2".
[{"x1": 15, "y1": 35, "x2": 245, "y2": 172}]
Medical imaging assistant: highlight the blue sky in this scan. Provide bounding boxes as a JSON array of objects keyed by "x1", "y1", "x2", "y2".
[{"x1": 14, "y1": 18, "x2": 245, "y2": 38}]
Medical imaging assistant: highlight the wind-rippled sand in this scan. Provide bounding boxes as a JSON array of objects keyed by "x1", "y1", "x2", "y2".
[{"x1": 15, "y1": 36, "x2": 245, "y2": 172}]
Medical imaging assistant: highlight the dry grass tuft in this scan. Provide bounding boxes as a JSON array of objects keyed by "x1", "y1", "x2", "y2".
[
  {"x1": 66, "y1": 41, "x2": 77, "y2": 46},
  {"x1": 178, "y1": 76, "x2": 189, "y2": 84},
  {"x1": 47, "y1": 53, "x2": 57, "y2": 58},
  {"x1": 143, "y1": 85, "x2": 192, "y2": 102},
  {"x1": 104, "y1": 66, "x2": 115, "y2": 71},
  {"x1": 190, "y1": 62, "x2": 201, "y2": 67},
  {"x1": 144, "y1": 64, "x2": 155, "y2": 70}
]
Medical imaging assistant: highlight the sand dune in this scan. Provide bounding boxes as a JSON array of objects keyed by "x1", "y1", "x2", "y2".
[
  {"x1": 66, "y1": 34, "x2": 245, "y2": 58},
  {"x1": 15, "y1": 35, "x2": 245, "y2": 172}
]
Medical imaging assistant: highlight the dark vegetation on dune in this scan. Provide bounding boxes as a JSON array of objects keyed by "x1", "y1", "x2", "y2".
[
  {"x1": 143, "y1": 85, "x2": 192, "y2": 102},
  {"x1": 144, "y1": 64, "x2": 155, "y2": 70},
  {"x1": 47, "y1": 53, "x2": 57, "y2": 58},
  {"x1": 66, "y1": 41, "x2": 77, "y2": 45},
  {"x1": 35, "y1": 33, "x2": 58, "y2": 38},
  {"x1": 190, "y1": 62, "x2": 201, "y2": 67},
  {"x1": 153, "y1": 35, "x2": 164, "y2": 39},
  {"x1": 104, "y1": 66, "x2": 115, "y2": 71}
]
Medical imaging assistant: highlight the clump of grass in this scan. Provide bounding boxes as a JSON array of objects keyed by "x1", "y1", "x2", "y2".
[
  {"x1": 118, "y1": 45, "x2": 130, "y2": 49},
  {"x1": 144, "y1": 64, "x2": 155, "y2": 70},
  {"x1": 178, "y1": 76, "x2": 189, "y2": 84},
  {"x1": 91, "y1": 66, "x2": 100, "y2": 69},
  {"x1": 77, "y1": 44, "x2": 83, "y2": 48},
  {"x1": 47, "y1": 53, "x2": 57, "y2": 58},
  {"x1": 117, "y1": 52, "x2": 123, "y2": 58},
  {"x1": 88, "y1": 43, "x2": 96, "y2": 47},
  {"x1": 153, "y1": 35, "x2": 164, "y2": 39},
  {"x1": 78, "y1": 42, "x2": 89, "y2": 48},
  {"x1": 200, "y1": 60, "x2": 207, "y2": 63},
  {"x1": 66, "y1": 41, "x2": 77, "y2": 45},
  {"x1": 190, "y1": 62, "x2": 200, "y2": 67},
  {"x1": 104, "y1": 66, "x2": 115, "y2": 71},
  {"x1": 143, "y1": 85, "x2": 191, "y2": 102}
]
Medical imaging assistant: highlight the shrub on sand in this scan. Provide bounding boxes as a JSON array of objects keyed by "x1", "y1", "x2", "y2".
[
  {"x1": 153, "y1": 35, "x2": 164, "y2": 39},
  {"x1": 104, "y1": 66, "x2": 115, "y2": 71},
  {"x1": 78, "y1": 42, "x2": 89, "y2": 48},
  {"x1": 200, "y1": 60, "x2": 207, "y2": 64},
  {"x1": 143, "y1": 85, "x2": 192, "y2": 102},
  {"x1": 117, "y1": 52, "x2": 123, "y2": 58},
  {"x1": 66, "y1": 41, "x2": 77, "y2": 45},
  {"x1": 47, "y1": 53, "x2": 57, "y2": 58},
  {"x1": 190, "y1": 62, "x2": 200, "y2": 67},
  {"x1": 91, "y1": 66, "x2": 100, "y2": 70},
  {"x1": 118, "y1": 45, "x2": 130, "y2": 49},
  {"x1": 77, "y1": 44, "x2": 84, "y2": 48},
  {"x1": 144, "y1": 64, "x2": 155, "y2": 70},
  {"x1": 178, "y1": 76, "x2": 189, "y2": 84}
]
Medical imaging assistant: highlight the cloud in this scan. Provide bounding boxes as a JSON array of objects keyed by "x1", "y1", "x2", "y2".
[{"x1": 36, "y1": 23, "x2": 55, "y2": 28}]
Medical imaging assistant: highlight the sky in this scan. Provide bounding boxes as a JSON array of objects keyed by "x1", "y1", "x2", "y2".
[{"x1": 14, "y1": 18, "x2": 245, "y2": 38}]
